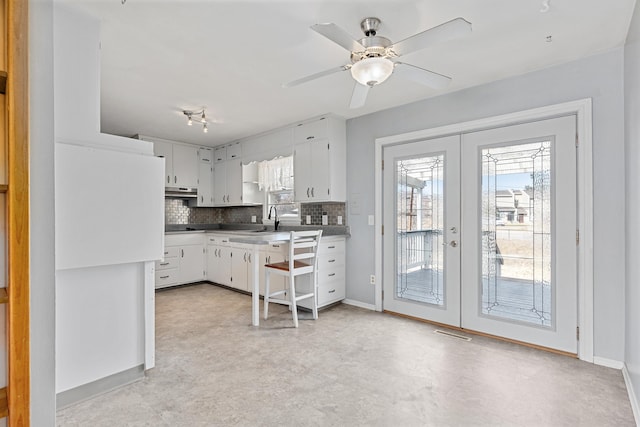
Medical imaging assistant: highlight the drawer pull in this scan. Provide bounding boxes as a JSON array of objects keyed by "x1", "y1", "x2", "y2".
[
  {"x1": 159, "y1": 275, "x2": 169, "y2": 279},
  {"x1": 328, "y1": 273, "x2": 336, "y2": 277},
  {"x1": 159, "y1": 262, "x2": 169, "y2": 266},
  {"x1": 328, "y1": 259, "x2": 336, "y2": 263},
  {"x1": 328, "y1": 246, "x2": 336, "y2": 249},
  {"x1": 328, "y1": 289, "x2": 336, "y2": 293},
  {"x1": 272, "y1": 245, "x2": 280, "y2": 248}
]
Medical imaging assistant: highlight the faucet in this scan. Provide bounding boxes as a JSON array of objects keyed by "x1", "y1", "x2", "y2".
[{"x1": 268, "y1": 206, "x2": 280, "y2": 231}]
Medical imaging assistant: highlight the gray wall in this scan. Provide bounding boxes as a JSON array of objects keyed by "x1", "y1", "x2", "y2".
[
  {"x1": 30, "y1": 0, "x2": 56, "y2": 425},
  {"x1": 346, "y1": 49, "x2": 626, "y2": 361},
  {"x1": 625, "y1": 0, "x2": 640, "y2": 414}
]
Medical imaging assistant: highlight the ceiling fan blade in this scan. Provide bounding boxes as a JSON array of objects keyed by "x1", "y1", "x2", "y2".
[
  {"x1": 283, "y1": 65, "x2": 349, "y2": 88},
  {"x1": 394, "y1": 62, "x2": 452, "y2": 89},
  {"x1": 390, "y1": 17, "x2": 471, "y2": 57},
  {"x1": 311, "y1": 23, "x2": 366, "y2": 52},
  {"x1": 349, "y1": 82, "x2": 370, "y2": 109}
]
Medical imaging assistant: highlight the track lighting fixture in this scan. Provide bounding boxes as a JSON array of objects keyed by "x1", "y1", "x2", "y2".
[{"x1": 183, "y1": 108, "x2": 209, "y2": 133}]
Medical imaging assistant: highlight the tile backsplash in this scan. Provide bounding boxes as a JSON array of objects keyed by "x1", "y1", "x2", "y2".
[{"x1": 165, "y1": 199, "x2": 346, "y2": 226}]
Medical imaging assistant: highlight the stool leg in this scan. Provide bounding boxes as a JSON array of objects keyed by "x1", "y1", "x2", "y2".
[
  {"x1": 264, "y1": 269, "x2": 270, "y2": 320},
  {"x1": 290, "y1": 275, "x2": 298, "y2": 328}
]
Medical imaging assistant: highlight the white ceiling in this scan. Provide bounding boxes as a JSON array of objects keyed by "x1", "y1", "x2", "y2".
[{"x1": 63, "y1": 0, "x2": 636, "y2": 147}]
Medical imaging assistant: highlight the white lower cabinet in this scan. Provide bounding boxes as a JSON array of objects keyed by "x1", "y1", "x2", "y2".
[
  {"x1": 230, "y1": 244, "x2": 250, "y2": 291},
  {"x1": 206, "y1": 235, "x2": 231, "y2": 286},
  {"x1": 157, "y1": 234, "x2": 206, "y2": 289},
  {"x1": 298, "y1": 236, "x2": 346, "y2": 309}
]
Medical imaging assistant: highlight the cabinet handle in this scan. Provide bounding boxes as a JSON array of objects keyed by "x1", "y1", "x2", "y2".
[
  {"x1": 328, "y1": 259, "x2": 336, "y2": 263},
  {"x1": 328, "y1": 273, "x2": 336, "y2": 277},
  {"x1": 272, "y1": 245, "x2": 279, "y2": 248},
  {"x1": 174, "y1": 176, "x2": 177, "y2": 184},
  {"x1": 160, "y1": 262, "x2": 169, "y2": 266},
  {"x1": 160, "y1": 275, "x2": 169, "y2": 279},
  {"x1": 181, "y1": 249, "x2": 184, "y2": 257},
  {"x1": 306, "y1": 136, "x2": 314, "y2": 140},
  {"x1": 306, "y1": 188, "x2": 310, "y2": 198},
  {"x1": 248, "y1": 253, "x2": 252, "y2": 262},
  {"x1": 200, "y1": 196, "x2": 203, "y2": 203},
  {"x1": 328, "y1": 246, "x2": 336, "y2": 249},
  {"x1": 167, "y1": 176, "x2": 170, "y2": 184},
  {"x1": 203, "y1": 158, "x2": 210, "y2": 162},
  {"x1": 231, "y1": 154, "x2": 236, "y2": 158},
  {"x1": 328, "y1": 289, "x2": 336, "y2": 293},
  {"x1": 244, "y1": 253, "x2": 247, "y2": 262},
  {"x1": 164, "y1": 251, "x2": 169, "y2": 255},
  {"x1": 311, "y1": 187, "x2": 314, "y2": 197},
  {"x1": 268, "y1": 256, "x2": 271, "y2": 263}
]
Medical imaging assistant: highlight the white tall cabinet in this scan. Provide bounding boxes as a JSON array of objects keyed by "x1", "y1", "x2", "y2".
[
  {"x1": 293, "y1": 116, "x2": 346, "y2": 202},
  {"x1": 195, "y1": 147, "x2": 214, "y2": 207},
  {"x1": 140, "y1": 135, "x2": 199, "y2": 188},
  {"x1": 213, "y1": 143, "x2": 243, "y2": 206}
]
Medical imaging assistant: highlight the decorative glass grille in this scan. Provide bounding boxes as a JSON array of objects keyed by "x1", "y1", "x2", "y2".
[{"x1": 481, "y1": 141, "x2": 552, "y2": 327}]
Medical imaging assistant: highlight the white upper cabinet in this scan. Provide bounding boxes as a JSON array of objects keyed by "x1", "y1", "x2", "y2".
[
  {"x1": 172, "y1": 144, "x2": 199, "y2": 188},
  {"x1": 294, "y1": 118, "x2": 328, "y2": 144},
  {"x1": 293, "y1": 116, "x2": 346, "y2": 202},
  {"x1": 152, "y1": 140, "x2": 174, "y2": 186},
  {"x1": 143, "y1": 135, "x2": 199, "y2": 188},
  {"x1": 194, "y1": 147, "x2": 213, "y2": 207}
]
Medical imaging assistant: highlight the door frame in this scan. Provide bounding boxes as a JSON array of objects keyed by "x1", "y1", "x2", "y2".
[{"x1": 374, "y1": 98, "x2": 593, "y2": 362}]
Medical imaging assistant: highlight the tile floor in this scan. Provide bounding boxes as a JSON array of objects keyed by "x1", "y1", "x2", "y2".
[{"x1": 56, "y1": 283, "x2": 636, "y2": 426}]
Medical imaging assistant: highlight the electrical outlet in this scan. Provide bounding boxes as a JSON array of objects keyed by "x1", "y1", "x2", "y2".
[
  {"x1": 322, "y1": 214, "x2": 328, "y2": 225},
  {"x1": 370, "y1": 274, "x2": 376, "y2": 285},
  {"x1": 306, "y1": 215, "x2": 311, "y2": 224},
  {"x1": 337, "y1": 215, "x2": 343, "y2": 225},
  {"x1": 251, "y1": 215, "x2": 257, "y2": 223}
]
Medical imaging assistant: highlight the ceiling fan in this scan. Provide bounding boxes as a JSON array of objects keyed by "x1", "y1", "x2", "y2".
[{"x1": 284, "y1": 16, "x2": 472, "y2": 108}]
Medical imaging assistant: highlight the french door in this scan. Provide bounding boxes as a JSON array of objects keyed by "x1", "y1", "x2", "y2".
[{"x1": 383, "y1": 116, "x2": 578, "y2": 353}]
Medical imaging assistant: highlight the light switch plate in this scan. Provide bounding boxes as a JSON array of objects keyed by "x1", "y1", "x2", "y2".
[
  {"x1": 251, "y1": 215, "x2": 257, "y2": 223},
  {"x1": 337, "y1": 215, "x2": 343, "y2": 225},
  {"x1": 322, "y1": 215, "x2": 328, "y2": 225},
  {"x1": 306, "y1": 215, "x2": 311, "y2": 224},
  {"x1": 368, "y1": 215, "x2": 375, "y2": 226}
]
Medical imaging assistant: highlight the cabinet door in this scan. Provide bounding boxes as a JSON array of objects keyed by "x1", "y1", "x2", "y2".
[
  {"x1": 198, "y1": 147, "x2": 213, "y2": 163},
  {"x1": 264, "y1": 244, "x2": 287, "y2": 295},
  {"x1": 294, "y1": 118, "x2": 328, "y2": 144},
  {"x1": 214, "y1": 146, "x2": 227, "y2": 163},
  {"x1": 293, "y1": 141, "x2": 312, "y2": 201},
  {"x1": 206, "y1": 245, "x2": 218, "y2": 282},
  {"x1": 227, "y1": 160, "x2": 243, "y2": 205},
  {"x1": 197, "y1": 161, "x2": 213, "y2": 206},
  {"x1": 215, "y1": 245, "x2": 232, "y2": 286},
  {"x1": 213, "y1": 162, "x2": 227, "y2": 205},
  {"x1": 226, "y1": 142, "x2": 242, "y2": 160},
  {"x1": 173, "y1": 144, "x2": 199, "y2": 187},
  {"x1": 310, "y1": 139, "x2": 330, "y2": 201},
  {"x1": 153, "y1": 140, "x2": 173, "y2": 185},
  {"x1": 230, "y1": 247, "x2": 248, "y2": 291},
  {"x1": 179, "y1": 244, "x2": 205, "y2": 284}
]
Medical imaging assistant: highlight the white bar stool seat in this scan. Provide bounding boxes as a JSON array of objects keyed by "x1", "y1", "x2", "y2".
[{"x1": 263, "y1": 230, "x2": 322, "y2": 327}]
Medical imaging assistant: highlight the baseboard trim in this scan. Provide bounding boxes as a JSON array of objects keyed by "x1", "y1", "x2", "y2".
[
  {"x1": 623, "y1": 364, "x2": 640, "y2": 425},
  {"x1": 593, "y1": 356, "x2": 624, "y2": 370},
  {"x1": 56, "y1": 364, "x2": 145, "y2": 409},
  {"x1": 342, "y1": 299, "x2": 376, "y2": 311}
]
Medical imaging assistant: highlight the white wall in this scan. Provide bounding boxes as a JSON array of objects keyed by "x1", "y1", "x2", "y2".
[
  {"x1": 624, "y1": 0, "x2": 640, "y2": 416},
  {"x1": 346, "y1": 49, "x2": 626, "y2": 361},
  {"x1": 30, "y1": 0, "x2": 56, "y2": 424},
  {"x1": 53, "y1": 3, "x2": 159, "y2": 400}
]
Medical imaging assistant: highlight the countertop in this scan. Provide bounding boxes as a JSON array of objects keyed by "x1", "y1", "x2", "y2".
[{"x1": 165, "y1": 223, "x2": 350, "y2": 237}]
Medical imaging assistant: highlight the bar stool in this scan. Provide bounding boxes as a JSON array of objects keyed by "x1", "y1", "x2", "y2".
[{"x1": 263, "y1": 230, "x2": 323, "y2": 327}]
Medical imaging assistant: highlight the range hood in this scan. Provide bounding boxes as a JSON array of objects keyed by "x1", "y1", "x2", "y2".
[{"x1": 165, "y1": 187, "x2": 197, "y2": 198}]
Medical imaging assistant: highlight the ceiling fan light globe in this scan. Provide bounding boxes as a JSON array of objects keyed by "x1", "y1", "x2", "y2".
[{"x1": 350, "y1": 57, "x2": 394, "y2": 86}]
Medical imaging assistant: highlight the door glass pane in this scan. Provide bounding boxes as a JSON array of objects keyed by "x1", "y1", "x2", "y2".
[
  {"x1": 481, "y1": 141, "x2": 552, "y2": 327},
  {"x1": 395, "y1": 154, "x2": 445, "y2": 305}
]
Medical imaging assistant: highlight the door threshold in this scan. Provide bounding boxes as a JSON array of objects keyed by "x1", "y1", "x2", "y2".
[{"x1": 383, "y1": 310, "x2": 578, "y2": 359}]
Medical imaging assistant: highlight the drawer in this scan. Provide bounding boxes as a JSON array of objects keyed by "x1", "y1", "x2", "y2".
[
  {"x1": 155, "y1": 269, "x2": 178, "y2": 288},
  {"x1": 206, "y1": 234, "x2": 232, "y2": 246},
  {"x1": 318, "y1": 239, "x2": 345, "y2": 255},
  {"x1": 317, "y1": 254, "x2": 345, "y2": 272},
  {"x1": 163, "y1": 247, "x2": 179, "y2": 258},
  {"x1": 156, "y1": 258, "x2": 179, "y2": 270},
  {"x1": 316, "y1": 268, "x2": 345, "y2": 284},
  {"x1": 317, "y1": 281, "x2": 345, "y2": 307},
  {"x1": 294, "y1": 118, "x2": 328, "y2": 144}
]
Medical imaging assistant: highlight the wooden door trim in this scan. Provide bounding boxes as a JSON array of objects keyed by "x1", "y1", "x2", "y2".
[{"x1": 7, "y1": 0, "x2": 30, "y2": 424}]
